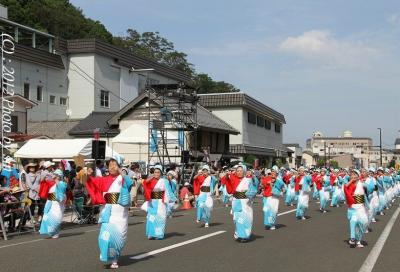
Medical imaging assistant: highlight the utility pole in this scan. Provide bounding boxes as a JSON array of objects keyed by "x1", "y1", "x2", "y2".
[
  {"x1": 323, "y1": 140, "x2": 327, "y2": 168},
  {"x1": 378, "y1": 128, "x2": 382, "y2": 167}
]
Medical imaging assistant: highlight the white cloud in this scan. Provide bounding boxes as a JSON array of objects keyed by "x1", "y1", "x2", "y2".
[
  {"x1": 278, "y1": 30, "x2": 380, "y2": 69},
  {"x1": 387, "y1": 13, "x2": 400, "y2": 27}
]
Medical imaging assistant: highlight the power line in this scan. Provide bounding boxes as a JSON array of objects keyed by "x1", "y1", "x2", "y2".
[{"x1": 69, "y1": 60, "x2": 132, "y2": 105}]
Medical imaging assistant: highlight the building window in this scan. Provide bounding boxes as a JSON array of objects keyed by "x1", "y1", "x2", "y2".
[
  {"x1": 265, "y1": 119, "x2": 271, "y2": 130},
  {"x1": 275, "y1": 123, "x2": 281, "y2": 133},
  {"x1": 11, "y1": 116, "x2": 18, "y2": 133},
  {"x1": 23, "y1": 83, "x2": 30, "y2": 99},
  {"x1": 100, "y1": 90, "x2": 110, "y2": 108},
  {"x1": 36, "y1": 86, "x2": 43, "y2": 101},
  {"x1": 257, "y1": 116, "x2": 265, "y2": 127},
  {"x1": 60, "y1": 97, "x2": 67, "y2": 106},
  {"x1": 49, "y1": 95, "x2": 56, "y2": 105},
  {"x1": 247, "y1": 112, "x2": 256, "y2": 124}
]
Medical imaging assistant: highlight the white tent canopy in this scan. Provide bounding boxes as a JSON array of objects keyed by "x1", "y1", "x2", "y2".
[{"x1": 15, "y1": 139, "x2": 124, "y2": 161}]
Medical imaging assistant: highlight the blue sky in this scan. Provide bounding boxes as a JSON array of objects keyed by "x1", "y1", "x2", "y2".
[{"x1": 71, "y1": 0, "x2": 400, "y2": 148}]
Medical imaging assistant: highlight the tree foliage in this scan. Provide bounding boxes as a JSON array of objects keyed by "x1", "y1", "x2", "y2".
[
  {"x1": 113, "y1": 29, "x2": 194, "y2": 76},
  {"x1": 0, "y1": 0, "x2": 113, "y2": 42},
  {"x1": 0, "y1": 0, "x2": 240, "y2": 93}
]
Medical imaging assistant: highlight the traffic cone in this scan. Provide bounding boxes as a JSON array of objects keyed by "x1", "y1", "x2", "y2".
[{"x1": 181, "y1": 193, "x2": 192, "y2": 210}]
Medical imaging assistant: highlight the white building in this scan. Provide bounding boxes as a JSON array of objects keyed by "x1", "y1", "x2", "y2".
[
  {"x1": 305, "y1": 130, "x2": 400, "y2": 168},
  {"x1": 66, "y1": 39, "x2": 190, "y2": 119},
  {"x1": 199, "y1": 93, "x2": 287, "y2": 166},
  {"x1": 284, "y1": 143, "x2": 303, "y2": 168}
]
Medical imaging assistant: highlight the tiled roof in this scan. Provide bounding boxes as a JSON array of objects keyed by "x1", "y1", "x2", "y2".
[
  {"x1": 395, "y1": 138, "x2": 400, "y2": 145},
  {"x1": 108, "y1": 92, "x2": 239, "y2": 135},
  {"x1": 12, "y1": 43, "x2": 64, "y2": 69},
  {"x1": 66, "y1": 39, "x2": 191, "y2": 82},
  {"x1": 198, "y1": 92, "x2": 286, "y2": 124},
  {"x1": 196, "y1": 105, "x2": 239, "y2": 134},
  {"x1": 68, "y1": 112, "x2": 119, "y2": 136},
  {"x1": 28, "y1": 119, "x2": 81, "y2": 139}
]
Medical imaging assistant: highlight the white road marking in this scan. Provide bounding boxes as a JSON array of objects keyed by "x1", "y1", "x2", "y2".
[
  {"x1": 0, "y1": 227, "x2": 100, "y2": 249},
  {"x1": 358, "y1": 206, "x2": 400, "y2": 272},
  {"x1": 277, "y1": 209, "x2": 296, "y2": 216},
  {"x1": 0, "y1": 238, "x2": 44, "y2": 249},
  {"x1": 130, "y1": 231, "x2": 226, "y2": 260}
]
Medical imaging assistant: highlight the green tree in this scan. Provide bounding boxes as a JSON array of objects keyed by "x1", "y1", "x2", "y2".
[
  {"x1": 329, "y1": 160, "x2": 339, "y2": 169},
  {"x1": 113, "y1": 29, "x2": 194, "y2": 75},
  {"x1": 193, "y1": 73, "x2": 240, "y2": 93},
  {"x1": 0, "y1": 0, "x2": 113, "y2": 42}
]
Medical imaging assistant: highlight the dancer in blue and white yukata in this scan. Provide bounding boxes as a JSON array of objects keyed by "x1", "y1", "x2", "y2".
[
  {"x1": 317, "y1": 168, "x2": 331, "y2": 213},
  {"x1": 330, "y1": 169, "x2": 342, "y2": 207},
  {"x1": 86, "y1": 158, "x2": 133, "y2": 269},
  {"x1": 166, "y1": 170, "x2": 178, "y2": 218},
  {"x1": 142, "y1": 165, "x2": 177, "y2": 239},
  {"x1": 219, "y1": 167, "x2": 231, "y2": 207},
  {"x1": 39, "y1": 169, "x2": 67, "y2": 239},
  {"x1": 226, "y1": 164, "x2": 259, "y2": 242},
  {"x1": 376, "y1": 167, "x2": 387, "y2": 215},
  {"x1": 295, "y1": 167, "x2": 313, "y2": 220},
  {"x1": 364, "y1": 168, "x2": 379, "y2": 226},
  {"x1": 262, "y1": 167, "x2": 285, "y2": 230},
  {"x1": 284, "y1": 169, "x2": 297, "y2": 206},
  {"x1": 193, "y1": 165, "x2": 217, "y2": 227},
  {"x1": 344, "y1": 169, "x2": 368, "y2": 248}
]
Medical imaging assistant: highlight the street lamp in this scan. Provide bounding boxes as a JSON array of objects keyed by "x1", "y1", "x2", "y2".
[
  {"x1": 328, "y1": 143, "x2": 333, "y2": 167},
  {"x1": 322, "y1": 140, "x2": 327, "y2": 167},
  {"x1": 377, "y1": 128, "x2": 382, "y2": 167}
]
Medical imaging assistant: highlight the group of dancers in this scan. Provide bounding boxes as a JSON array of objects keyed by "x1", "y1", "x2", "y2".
[{"x1": 36, "y1": 158, "x2": 400, "y2": 269}]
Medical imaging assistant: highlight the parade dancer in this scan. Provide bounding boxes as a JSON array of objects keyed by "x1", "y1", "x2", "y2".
[
  {"x1": 142, "y1": 165, "x2": 177, "y2": 239},
  {"x1": 284, "y1": 169, "x2": 296, "y2": 206},
  {"x1": 311, "y1": 169, "x2": 320, "y2": 200},
  {"x1": 376, "y1": 168, "x2": 386, "y2": 215},
  {"x1": 219, "y1": 167, "x2": 231, "y2": 207},
  {"x1": 226, "y1": 164, "x2": 259, "y2": 242},
  {"x1": 166, "y1": 170, "x2": 178, "y2": 218},
  {"x1": 295, "y1": 167, "x2": 313, "y2": 220},
  {"x1": 86, "y1": 159, "x2": 133, "y2": 269},
  {"x1": 39, "y1": 169, "x2": 67, "y2": 239},
  {"x1": 330, "y1": 169, "x2": 341, "y2": 207},
  {"x1": 193, "y1": 165, "x2": 216, "y2": 228},
  {"x1": 344, "y1": 169, "x2": 368, "y2": 248},
  {"x1": 262, "y1": 167, "x2": 285, "y2": 230},
  {"x1": 365, "y1": 168, "x2": 379, "y2": 224},
  {"x1": 316, "y1": 168, "x2": 331, "y2": 213}
]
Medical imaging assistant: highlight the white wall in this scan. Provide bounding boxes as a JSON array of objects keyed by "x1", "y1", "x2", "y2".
[
  {"x1": 67, "y1": 54, "x2": 95, "y2": 118},
  {"x1": 93, "y1": 54, "x2": 120, "y2": 113},
  {"x1": 120, "y1": 68, "x2": 139, "y2": 109},
  {"x1": 207, "y1": 108, "x2": 243, "y2": 144},
  {"x1": 8, "y1": 58, "x2": 68, "y2": 121},
  {"x1": 242, "y1": 110, "x2": 283, "y2": 150}
]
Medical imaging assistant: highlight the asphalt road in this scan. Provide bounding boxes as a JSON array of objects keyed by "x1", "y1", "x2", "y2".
[{"x1": 0, "y1": 197, "x2": 399, "y2": 272}]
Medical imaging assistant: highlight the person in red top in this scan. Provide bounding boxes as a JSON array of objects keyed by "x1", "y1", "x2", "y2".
[
  {"x1": 261, "y1": 168, "x2": 285, "y2": 230},
  {"x1": 219, "y1": 167, "x2": 231, "y2": 207},
  {"x1": 344, "y1": 169, "x2": 368, "y2": 248}
]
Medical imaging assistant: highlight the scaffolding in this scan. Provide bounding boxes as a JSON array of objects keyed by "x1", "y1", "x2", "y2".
[{"x1": 146, "y1": 83, "x2": 198, "y2": 169}]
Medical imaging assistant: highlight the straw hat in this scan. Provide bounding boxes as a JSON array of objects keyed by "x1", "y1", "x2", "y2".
[{"x1": 25, "y1": 162, "x2": 37, "y2": 170}]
